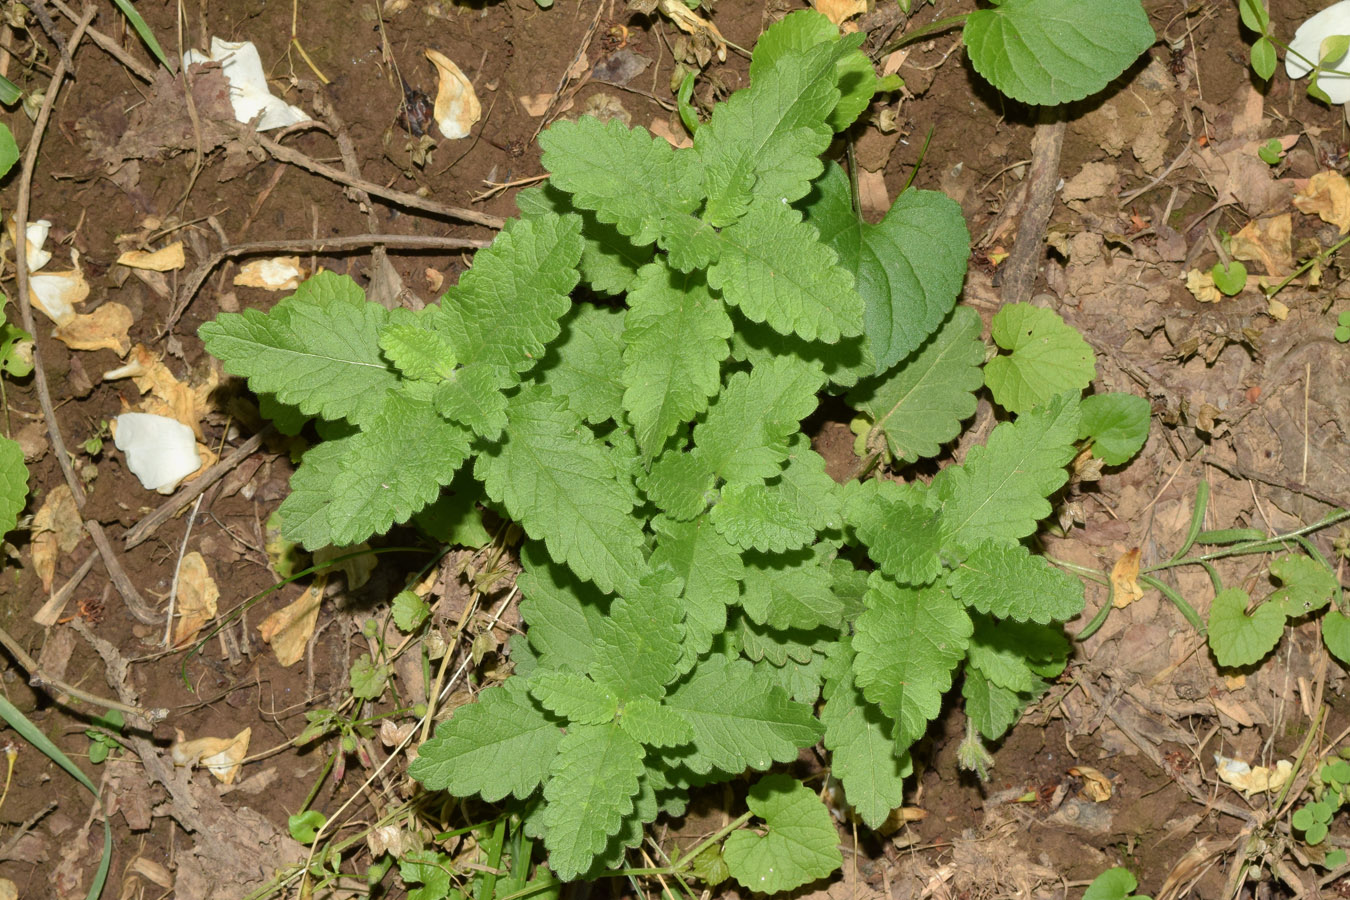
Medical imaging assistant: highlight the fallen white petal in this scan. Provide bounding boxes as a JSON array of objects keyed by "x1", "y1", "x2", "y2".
[
  {"x1": 426, "y1": 49, "x2": 481, "y2": 140},
  {"x1": 184, "y1": 37, "x2": 310, "y2": 131},
  {"x1": 23, "y1": 219, "x2": 51, "y2": 272},
  {"x1": 113, "y1": 413, "x2": 202, "y2": 493},
  {"x1": 29, "y1": 268, "x2": 88, "y2": 326},
  {"x1": 1287, "y1": 0, "x2": 1350, "y2": 103},
  {"x1": 233, "y1": 256, "x2": 305, "y2": 290}
]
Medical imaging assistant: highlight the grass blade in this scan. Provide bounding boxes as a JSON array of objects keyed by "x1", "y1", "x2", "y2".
[{"x1": 110, "y1": 0, "x2": 173, "y2": 72}]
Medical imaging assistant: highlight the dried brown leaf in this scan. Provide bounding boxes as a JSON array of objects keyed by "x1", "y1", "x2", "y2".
[
  {"x1": 52, "y1": 303, "x2": 133, "y2": 355},
  {"x1": 258, "y1": 580, "x2": 323, "y2": 666},
  {"x1": 1293, "y1": 169, "x2": 1350, "y2": 234},
  {"x1": 173, "y1": 551, "x2": 219, "y2": 648},
  {"x1": 31, "y1": 485, "x2": 84, "y2": 593}
]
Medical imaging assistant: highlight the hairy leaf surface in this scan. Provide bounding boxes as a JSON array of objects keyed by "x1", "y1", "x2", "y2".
[
  {"x1": 541, "y1": 724, "x2": 645, "y2": 880},
  {"x1": 534, "y1": 304, "x2": 627, "y2": 425},
  {"x1": 696, "y1": 356, "x2": 826, "y2": 484},
  {"x1": 724, "y1": 775, "x2": 843, "y2": 894},
  {"x1": 947, "y1": 540, "x2": 1085, "y2": 623},
  {"x1": 651, "y1": 516, "x2": 745, "y2": 660}
]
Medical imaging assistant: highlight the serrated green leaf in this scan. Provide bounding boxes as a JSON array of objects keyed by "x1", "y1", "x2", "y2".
[
  {"x1": 853, "y1": 575, "x2": 972, "y2": 751},
  {"x1": 412, "y1": 466, "x2": 490, "y2": 548},
  {"x1": 1207, "y1": 587, "x2": 1285, "y2": 668},
  {"x1": 750, "y1": 10, "x2": 878, "y2": 132},
  {"x1": 399, "y1": 850, "x2": 455, "y2": 900},
  {"x1": 741, "y1": 547, "x2": 842, "y2": 630},
  {"x1": 589, "y1": 572, "x2": 685, "y2": 700},
  {"x1": 752, "y1": 648, "x2": 829, "y2": 704},
  {"x1": 528, "y1": 671, "x2": 619, "y2": 724},
  {"x1": 697, "y1": 37, "x2": 860, "y2": 220},
  {"x1": 773, "y1": 435, "x2": 843, "y2": 532},
  {"x1": 539, "y1": 117, "x2": 718, "y2": 271},
  {"x1": 534, "y1": 303, "x2": 627, "y2": 425},
  {"x1": 622, "y1": 260, "x2": 732, "y2": 457},
  {"x1": 517, "y1": 544, "x2": 610, "y2": 674},
  {"x1": 821, "y1": 639, "x2": 910, "y2": 829},
  {"x1": 724, "y1": 774, "x2": 842, "y2": 894},
  {"x1": 516, "y1": 184, "x2": 654, "y2": 295},
  {"x1": 737, "y1": 613, "x2": 836, "y2": 666},
  {"x1": 850, "y1": 306, "x2": 985, "y2": 462},
  {"x1": 964, "y1": 613, "x2": 1068, "y2": 693},
  {"x1": 651, "y1": 515, "x2": 745, "y2": 660},
  {"x1": 391, "y1": 590, "x2": 430, "y2": 632},
  {"x1": 710, "y1": 482, "x2": 816, "y2": 553},
  {"x1": 946, "y1": 540, "x2": 1085, "y2": 623},
  {"x1": 663, "y1": 655, "x2": 823, "y2": 774},
  {"x1": 963, "y1": 0, "x2": 1155, "y2": 105},
  {"x1": 853, "y1": 497, "x2": 944, "y2": 586},
  {"x1": 350, "y1": 653, "x2": 390, "y2": 700},
  {"x1": 619, "y1": 697, "x2": 695, "y2": 747},
  {"x1": 805, "y1": 164, "x2": 970, "y2": 372},
  {"x1": 378, "y1": 322, "x2": 456, "y2": 382},
  {"x1": 1269, "y1": 554, "x2": 1337, "y2": 618},
  {"x1": 962, "y1": 666, "x2": 1036, "y2": 741},
  {"x1": 541, "y1": 723, "x2": 645, "y2": 880},
  {"x1": 934, "y1": 391, "x2": 1081, "y2": 549},
  {"x1": 0, "y1": 436, "x2": 27, "y2": 537},
  {"x1": 434, "y1": 364, "x2": 509, "y2": 439},
  {"x1": 431, "y1": 213, "x2": 583, "y2": 378},
  {"x1": 408, "y1": 679, "x2": 562, "y2": 801},
  {"x1": 477, "y1": 386, "x2": 647, "y2": 595},
  {"x1": 1324, "y1": 611, "x2": 1350, "y2": 666},
  {"x1": 1079, "y1": 392, "x2": 1150, "y2": 465},
  {"x1": 731, "y1": 314, "x2": 874, "y2": 389},
  {"x1": 641, "y1": 451, "x2": 717, "y2": 520},
  {"x1": 200, "y1": 271, "x2": 405, "y2": 427},
  {"x1": 696, "y1": 356, "x2": 826, "y2": 484},
  {"x1": 984, "y1": 303, "x2": 1095, "y2": 414},
  {"x1": 709, "y1": 200, "x2": 862, "y2": 343},
  {"x1": 279, "y1": 389, "x2": 471, "y2": 548}
]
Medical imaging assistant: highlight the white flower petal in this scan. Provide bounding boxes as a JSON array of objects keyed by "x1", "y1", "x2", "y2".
[
  {"x1": 184, "y1": 37, "x2": 310, "y2": 131},
  {"x1": 113, "y1": 413, "x2": 202, "y2": 493},
  {"x1": 1287, "y1": 0, "x2": 1350, "y2": 103}
]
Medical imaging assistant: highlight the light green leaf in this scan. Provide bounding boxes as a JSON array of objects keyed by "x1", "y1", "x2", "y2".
[
  {"x1": 199, "y1": 271, "x2": 404, "y2": 427},
  {"x1": 528, "y1": 671, "x2": 619, "y2": 724},
  {"x1": 539, "y1": 116, "x2": 718, "y2": 271},
  {"x1": 534, "y1": 303, "x2": 627, "y2": 425},
  {"x1": 433, "y1": 364, "x2": 509, "y2": 439},
  {"x1": 741, "y1": 547, "x2": 843, "y2": 631},
  {"x1": 1079, "y1": 392, "x2": 1150, "y2": 465},
  {"x1": 663, "y1": 655, "x2": 823, "y2": 774},
  {"x1": 112, "y1": 0, "x2": 171, "y2": 71},
  {"x1": 349, "y1": 654, "x2": 390, "y2": 700},
  {"x1": 0, "y1": 436, "x2": 27, "y2": 537},
  {"x1": 710, "y1": 482, "x2": 816, "y2": 553},
  {"x1": 391, "y1": 590, "x2": 430, "y2": 632},
  {"x1": 737, "y1": 615, "x2": 836, "y2": 667},
  {"x1": 962, "y1": 667, "x2": 1036, "y2": 741},
  {"x1": 695, "y1": 356, "x2": 826, "y2": 485},
  {"x1": 773, "y1": 434, "x2": 843, "y2": 532},
  {"x1": 431, "y1": 212, "x2": 583, "y2": 378},
  {"x1": 619, "y1": 696, "x2": 695, "y2": 747},
  {"x1": 709, "y1": 200, "x2": 862, "y2": 343},
  {"x1": 640, "y1": 451, "x2": 717, "y2": 520},
  {"x1": 964, "y1": 613, "x2": 1068, "y2": 693},
  {"x1": 853, "y1": 497, "x2": 944, "y2": 587},
  {"x1": 412, "y1": 467, "x2": 490, "y2": 548},
  {"x1": 1323, "y1": 611, "x2": 1350, "y2": 666},
  {"x1": 1250, "y1": 36, "x2": 1277, "y2": 81},
  {"x1": 541, "y1": 723, "x2": 645, "y2": 880},
  {"x1": 516, "y1": 184, "x2": 653, "y2": 295},
  {"x1": 1237, "y1": 0, "x2": 1269, "y2": 33},
  {"x1": 850, "y1": 306, "x2": 984, "y2": 463},
  {"x1": 1084, "y1": 867, "x2": 1150, "y2": 900},
  {"x1": 279, "y1": 389, "x2": 471, "y2": 548},
  {"x1": 399, "y1": 850, "x2": 455, "y2": 900},
  {"x1": 378, "y1": 322, "x2": 456, "y2": 382},
  {"x1": 1269, "y1": 554, "x2": 1337, "y2": 618},
  {"x1": 749, "y1": 10, "x2": 879, "y2": 132},
  {"x1": 1207, "y1": 587, "x2": 1285, "y2": 668},
  {"x1": 724, "y1": 774, "x2": 842, "y2": 894},
  {"x1": 821, "y1": 639, "x2": 910, "y2": 829},
  {"x1": 752, "y1": 648, "x2": 829, "y2": 704},
  {"x1": 477, "y1": 386, "x2": 647, "y2": 595},
  {"x1": 853, "y1": 575, "x2": 972, "y2": 752},
  {"x1": 804, "y1": 164, "x2": 969, "y2": 372},
  {"x1": 408, "y1": 679, "x2": 561, "y2": 801},
  {"x1": 946, "y1": 540, "x2": 1085, "y2": 623},
  {"x1": 651, "y1": 515, "x2": 744, "y2": 661},
  {"x1": 589, "y1": 572, "x2": 685, "y2": 700},
  {"x1": 984, "y1": 303, "x2": 1095, "y2": 414},
  {"x1": 933, "y1": 391, "x2": 1081, "y2": 549},
  {"x1": 963, "y1": 0, "x2": 1155, "y2": 105},
  {"x1": 622, "y1": 260, "x2": 732, "y2": 457},
  {"x1": 517, "y1": 543, "x2": 610, "y2": 674},
  {"x1": 0, "y1": 124, "x2": 19, "y2": 180}
]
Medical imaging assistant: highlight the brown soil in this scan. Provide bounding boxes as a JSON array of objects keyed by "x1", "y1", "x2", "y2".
[{"x1": 0, "y1": 1, "x2": 1346, "y2": 899}]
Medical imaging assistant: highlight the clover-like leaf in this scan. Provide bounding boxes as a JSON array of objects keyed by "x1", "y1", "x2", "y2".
[
  {"x1": 984, "y1": 303, "x2": 1095, "y2": 414},
  {"x1": 1207, "y1": 587, "x2": 1285, "y2": 669},
  {"x1": 723, "y1": 774, "x2": 842, "y2": 894}
]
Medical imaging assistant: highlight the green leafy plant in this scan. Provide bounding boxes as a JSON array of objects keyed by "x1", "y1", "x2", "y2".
[
  {"x1": 1084, "y1": 866, "x2": 1152, "y2": 900},
  {"x1": 1239, "y1": 0, "x2": 1350, "y2": 104},
  {"x1": 0, "y1": 124, "x2": 29, "y2": 542},
  {"x1": 1290, "y1": 757, "x2": 1350, "y2": 865},
  {"x1": 1335, "y1": 310, "x2": 1350, "y2": 343},
  {"x1": 201, "y1": 6, "x2": 1155, "y2": 890},
  {"x1": 84, "y1": 709, "x2": 125, "y2": 765}
]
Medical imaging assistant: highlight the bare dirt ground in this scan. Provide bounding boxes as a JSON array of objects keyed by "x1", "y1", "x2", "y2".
[{"x1": 0, "y1": 1, "x2": 1348, "y2": 898}]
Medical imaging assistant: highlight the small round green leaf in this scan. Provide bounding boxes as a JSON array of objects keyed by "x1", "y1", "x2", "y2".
[
  {"x1": 1294, "y1": 806, "x2": 1315, "y2": 831},
  {"x1": 1079, "y1": 392, "x2": 1150, "y2": 465},
  {"x1": 724, "y1": 774, "x2": 842, "y2": 893},
  {"x1": 963, "y1": 0, "x2": 1155, "y2": 105},
  {"x1": 1257, "y1": 138, "x2": 1283, "y2": 165},
  {"x1": 1238, "y1": 0, "x2": 1270, "y2": 34},
  {"x1": 1210, "y1": 260, "x2": 1248, "y2": 296},
  {"x1": 1083, "y1": 867, "x2": 1140, "y2": 900},
  {"x1": 1207, "y1": 587, "x2": 1285, "y2": 668},
  {"x1": 288, "y1": 809, "x2": 327, "y2": 843},
  {"x1": 1307, "y1": 820, "x2": 1330, "y2": 844},
  {"x1": 1326, "y1": 848, "x2": 1348, "y2": 868},
  {"x1": 1250, "y1": 37, "x2": 1278, "y2": 80},
  {"x1": 1269, "y1": 553, "x2": 1336, "y2": 618},
  {"x1": 984, "y1": 303, "x2": 1095, "y2": 414}
]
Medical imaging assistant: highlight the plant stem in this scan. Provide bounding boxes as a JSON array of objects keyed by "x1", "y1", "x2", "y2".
[
  {"x1": 1264, "y1": 232, "x2": 1350, "y2": 299},
  {"x1": 612, "y1": 811, "x2": 755, "y2": 878},
  {"x1": 1144, "y1": 508, "x2": 1350, "y2": 572},
  {"x1": 879, "y1": 13, "x2": 970, "y2": 54}
]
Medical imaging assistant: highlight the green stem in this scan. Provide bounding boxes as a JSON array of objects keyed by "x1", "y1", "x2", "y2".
[
  {"x1": 1145, "y1": 509, "x2": 1350, "y2": 573},
  {"x1": 297, "y1": 750, "x2": 337, "y2": 814},
  {"x1": 612, "y1": 811, "x2": 755, "y2": 878},
  {"x1": 880, "y1": 13, "x2": 970, "y2": 55},
  {"x1": 1264, "y1": 232, "x2": 1350, "y2": 299}
]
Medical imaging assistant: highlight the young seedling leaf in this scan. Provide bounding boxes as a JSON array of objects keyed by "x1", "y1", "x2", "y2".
[
  {"x1": 1207, "y1": 587, "x2": 1285, "y2": 668},
  {"x1": 804, "y1": 164, "x2": 970, "y2": 372},
  {"x1": 0, "y1": 124, "x2": 18, "y2": 179},
  {"x1": 821, "y1": 639, "x2": 911, "y2": 829},
  {"x1": 621, "y1": 260, "x2": 732, "y2": 457},
  {"x1": 1251, "y1": 37, "x2": 1278, "y2": 80},
  {"x1": 1324, "y1": 610, "x2": 1350, "y2": 665},
  {"x1": 407, "y1": 679, "x2": 562, "y2": 801},
  {"x1": 963, "y1": 0, "x2": 1155, "y2": 105},
  {"x1": 1238, "y1": 0, "x2": 1270, "y2": 34},
  {"x1": 984, "y1": 303, "x2": 1095, "y2": 414},
  {"x1": 477, "y1": 385, "x2": 648, "y2": 595},
  {"x1": 1084, "y1": 867, "x2": 1149, "y2": 900},
  {"x1": 1210, "y1": 260, "x2": 1247, "y2": 295},
  {"x1": 541, "y1": 723, "x2": 645, "y2": 880},
  {"x1": 1269, "y1": 554, "x2": 1337, "y2": 617},
  {"x1": 947, "y1": 540, "x2": 1086, "y2": 623},
  {"x1": 853, "y1": 575, "x2": 972, "y2": 752},
  {"x1": 850, "y1": 306, "x2": 985, "y2": 462},
  {"x1": 724, "y1": 774, "x2": 843, "y2": 893},
  {"x1": 749, "y1": 9, "x2": 879, "y2": 132},
  {"x1": 1079, "y1": 392, "x2": 1150, "y2": 465}
]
